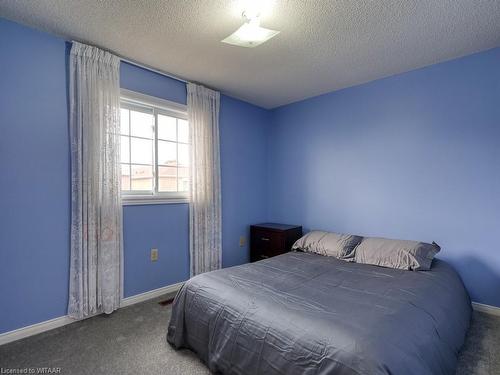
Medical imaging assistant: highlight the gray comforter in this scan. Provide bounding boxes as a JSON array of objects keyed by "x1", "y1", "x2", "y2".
[{"x1": 167, "y1": 251, "x2": 471, "y2": 375}]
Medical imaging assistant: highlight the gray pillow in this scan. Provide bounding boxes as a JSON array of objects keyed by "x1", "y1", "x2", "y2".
[
  {"x1": 292, "y1": 231, "x2": 363, "y2": 261},
  {"x1": 354, "y1": 237, "x2": 440, "y2": 271}
]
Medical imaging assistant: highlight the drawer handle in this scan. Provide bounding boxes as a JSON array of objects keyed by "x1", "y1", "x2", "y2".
[{"x1": 260, "y1": 237, "x2": 270, "y2": 241}]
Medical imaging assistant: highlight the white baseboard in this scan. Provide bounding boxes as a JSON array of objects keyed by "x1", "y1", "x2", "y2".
[
  {"x1": 472, "y1": 302, "x2": 500, "y2": 317},
  {"x1": 0, "y1": 282, "x2": 184, "y2": 346},
  {"x1": 120, "y1": 282, "x2": 184, "y2": 307},
  {"x1": 0, "y1": 315, "x2": 75, "y2": 346}
]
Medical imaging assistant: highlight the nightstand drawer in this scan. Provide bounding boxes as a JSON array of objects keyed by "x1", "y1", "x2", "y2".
[
  {"x1": 252, "y1": 229, "x2": 284, "y2": 253},
  {"x1": 250, "y1": 223, "x2": 302, "y2": 262}
]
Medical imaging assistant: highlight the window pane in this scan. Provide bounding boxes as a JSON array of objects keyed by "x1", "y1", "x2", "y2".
[
  {"x1": 120, "y1": 136, "x2": 130, "y2": 163},
  {"x1": 120, "y1": 108, "x2": 129, "y2": 135},
  {"x1": 131, "y1": 164, "x2": 153, "y2": 191},
  {"x1": 178, "y1": 119, "x2": 189, "y2": 143},
  {"x1": 121, "y1": 164, "x2": 130, "y2": 191},
  {"x1": 178, "y1": 144, "x2": 189, "y2": 166},
  {"x1": 130, "y1": 110, "x2": 153, "y2": 139},
  {"x1": 130, "y1": 137, "x2": 153, "y2": 164},
  {"x1": 158, "y1": 140, "x2": 177, "y2": 166},
  {"x1": 158, "y1": 114, "x2": 176, "y2": 141},
  {"x1": 158, "y1": 166, "x2": 177, "y2": 192},
  {"x1": 178, "y1": 166, "x2": 189, "y2": 192},
  {"x1": 178, "y1": 177, "x2": 189, "y2": 192}
]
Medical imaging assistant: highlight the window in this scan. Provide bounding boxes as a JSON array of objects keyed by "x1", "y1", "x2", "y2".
[{"x1": 120, "y1": 89, "x2": 189, "y2": 204}]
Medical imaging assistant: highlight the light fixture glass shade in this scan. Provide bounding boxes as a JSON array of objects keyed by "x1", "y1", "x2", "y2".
[{"x1": 222, "y1": 19, "x2": 280, "y2": 47}]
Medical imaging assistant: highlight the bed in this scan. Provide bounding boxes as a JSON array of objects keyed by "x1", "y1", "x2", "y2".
[{"x1": 167, "y1": 251, "x2": 471, "y2": 375}]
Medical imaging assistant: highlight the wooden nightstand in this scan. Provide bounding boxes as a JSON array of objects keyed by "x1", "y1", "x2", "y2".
[{"x1": 250, "y1": 223, "x2": 303, "y2": 262}]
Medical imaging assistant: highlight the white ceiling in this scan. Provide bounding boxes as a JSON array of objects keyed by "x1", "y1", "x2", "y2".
[{"x1": 1, "y1": 0, "x2": 500, "y2": 109}]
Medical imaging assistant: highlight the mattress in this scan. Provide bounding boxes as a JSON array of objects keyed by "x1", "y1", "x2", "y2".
[{"x1": 167, "y1": 251, "x2": 471, "y2": 375}]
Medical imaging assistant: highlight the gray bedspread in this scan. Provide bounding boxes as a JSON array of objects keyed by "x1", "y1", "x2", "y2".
[{"x1": 167, "y1": 251, "x2": 471, "y2": 375}]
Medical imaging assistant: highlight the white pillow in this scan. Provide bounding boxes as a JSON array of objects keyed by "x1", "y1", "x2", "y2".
[
  {"x1": 292, "y1": 231, "x2": 363, "y2": 261},
  {"x1": 354, "y1": 237, "x2": 440, "y2": 271}
]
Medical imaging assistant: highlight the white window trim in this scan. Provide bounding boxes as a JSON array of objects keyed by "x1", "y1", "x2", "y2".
[
  {"x1": 120, "y1": 89, "x2": 189, "y2": 205},
  {"x1": 122, "y1": 195, "x2": 189, "y2": 206}
]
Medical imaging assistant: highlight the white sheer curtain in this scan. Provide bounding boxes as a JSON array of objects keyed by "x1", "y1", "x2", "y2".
[
  {"x1": 68, "y1": 42, "x2": 122, "y2": 319},
  {"x1": 187, "y1": 83, "x2": 222, "y2": 276}
]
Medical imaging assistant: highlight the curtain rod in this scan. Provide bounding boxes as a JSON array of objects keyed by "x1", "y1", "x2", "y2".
[
  {"x1": 119, "y1": 56, "x2": 190, "y2": 85},
  {"x1": 71, "y1": 40, "x2": 190, "y2": 85}
]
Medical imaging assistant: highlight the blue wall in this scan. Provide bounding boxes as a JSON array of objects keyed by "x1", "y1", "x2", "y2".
[
  {"x1": 268, "y1": 48, "x2": 500, "y2": 307},
  {"x1": 0, "y1": 19, "x2": 269, "y2": 333},
  {"x1": 220, "y1": 95, "x2": 270, "y2": 267},
  {"x1": 122, "y1": 204, "x2": 189, "y2": 297},
  {"x1": 0, "y1": 18, "x2": 70, "y2": 333}
]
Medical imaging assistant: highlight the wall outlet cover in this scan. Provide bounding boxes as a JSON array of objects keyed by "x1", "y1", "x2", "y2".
[
  {"x1": 239, "y1": 236, "x2": 246, "y2": 247},
  {"x1": 151, "y1": 248, "x2": 158, "y2": 262}
]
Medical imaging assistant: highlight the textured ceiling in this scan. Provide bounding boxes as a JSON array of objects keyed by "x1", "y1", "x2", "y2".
[{"x1": 1, "y1": 0, "x2": 500, "y2": 108}]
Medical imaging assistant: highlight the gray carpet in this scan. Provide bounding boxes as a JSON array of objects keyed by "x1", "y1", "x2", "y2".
[{"x1": 1, "y1": 294, "x2": 499, "y2": 374}]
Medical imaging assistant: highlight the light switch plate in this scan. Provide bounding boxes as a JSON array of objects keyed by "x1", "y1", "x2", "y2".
[{"x1": 151, "y1": 248, "x2": 158, "y2": 262}]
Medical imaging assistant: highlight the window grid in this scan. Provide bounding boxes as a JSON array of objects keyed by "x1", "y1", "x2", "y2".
[
  {"x1": 156, "y1": 119, "x2": 190, "y2": 192},
  {"x1": 120, "y1": 99, "x2": 188, "y2": 198}
]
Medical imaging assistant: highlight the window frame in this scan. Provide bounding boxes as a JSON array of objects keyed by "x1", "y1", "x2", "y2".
[{"x1": 120, "y1": 89, "x2": 189, "y2": 206}]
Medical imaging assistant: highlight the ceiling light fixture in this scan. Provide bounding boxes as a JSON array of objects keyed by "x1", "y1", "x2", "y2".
[{"x1": 222, "y1": 11, "x2": 280, "y2": 48}]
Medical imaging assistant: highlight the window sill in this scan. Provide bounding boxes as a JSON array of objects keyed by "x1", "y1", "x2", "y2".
[{"x1": 121, "y1": 195, "x2": 189, "y2": 206}]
